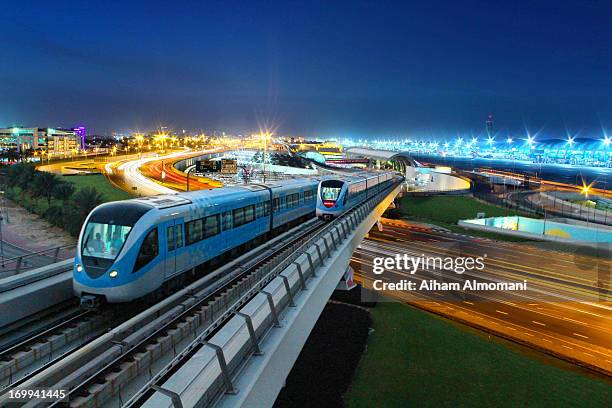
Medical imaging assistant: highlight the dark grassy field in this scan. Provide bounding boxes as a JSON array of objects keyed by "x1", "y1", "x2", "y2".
[
  {"x1": 397, "y1": 195, "x2": 531, "y2": 241},
  {"x1": 62, "y1": 174, "x2": 132, "y2": 202},
  {"x1": 399, "y1": 195, "x2": 515, "y2": 224},
  {"x1": 344, "y1": 303, "x2": 610, "y2": 408}
]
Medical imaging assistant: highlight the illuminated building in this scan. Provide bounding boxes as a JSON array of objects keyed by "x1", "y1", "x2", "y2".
[
  {"x1": 0, "y1": 126, "x2": 84, "y2": 157},
  {"x1": 344, "y1": 135, "x2": 612, "y2": 168},
  {"x1": 293, "y1": 141, "x2": 344, "y2": 159}
]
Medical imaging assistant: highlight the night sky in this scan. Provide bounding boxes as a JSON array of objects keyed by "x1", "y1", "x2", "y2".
[{"x1": 1, "y1": 1, "x2": 611, "y2": 139}]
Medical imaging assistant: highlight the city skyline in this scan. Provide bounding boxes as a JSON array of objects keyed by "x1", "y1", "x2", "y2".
[{"x1": 1, "y1": 1, "x2": 611, "y2": 137}]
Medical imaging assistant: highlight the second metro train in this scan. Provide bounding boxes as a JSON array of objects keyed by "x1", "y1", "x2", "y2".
[{"x1": 316, "y1": 171, "x2": 398, "y2": 219}]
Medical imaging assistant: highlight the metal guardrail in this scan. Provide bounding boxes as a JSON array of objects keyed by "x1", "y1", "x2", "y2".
[
  {"x1": 476, "y1": 190, "x2": 612, "y2": 226},
  {"x1": 127, "y1": 182, "x2": 400, "y2": 408},
  {"x1": 0, "y1": 244, "x2": 74, "y2": 277}
]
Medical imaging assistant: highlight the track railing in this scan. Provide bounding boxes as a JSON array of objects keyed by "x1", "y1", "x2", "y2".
[{"x1": 0, "y1": 244, "x2": 74, "y2": 278}]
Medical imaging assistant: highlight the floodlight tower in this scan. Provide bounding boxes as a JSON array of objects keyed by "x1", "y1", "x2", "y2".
[{"x1": 485, "y1": 114, "x2": 494, "y2": 140}]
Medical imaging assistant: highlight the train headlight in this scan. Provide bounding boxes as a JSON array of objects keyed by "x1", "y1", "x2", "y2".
[
  {"x1": 76, "y1": 264, "x2": 83, "y2": 273},
  {"x1": 109, "y1": 270, "x2": 119, "y2": 278}
]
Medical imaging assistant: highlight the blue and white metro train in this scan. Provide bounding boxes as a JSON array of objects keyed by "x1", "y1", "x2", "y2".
[
  {"x1": 74, "y1": 171, "x2": 399, "y2": 306},
  {"x1": 74, "y1": 178, "x2": 319, "y2": 306},
  {"x1": 316, "y1": 171, "x2": 399, "y2": 219}
]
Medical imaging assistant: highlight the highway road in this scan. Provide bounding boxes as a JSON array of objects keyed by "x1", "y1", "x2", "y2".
[
  {"x1": 37, "y1": 149, "x2": 217, "y2": 196},
  {"x1": 105, "y1": 155, "x2": 177, "y2": 196},
  {"x1": 351, "y1": 219, "x2": 612, "y2": 375},
  {"x1": 139, "y1": 152, "x2": 221, "y2": 192},
  {"x1": 105, "y1": 149, "x2": 222, "y2": 196}
]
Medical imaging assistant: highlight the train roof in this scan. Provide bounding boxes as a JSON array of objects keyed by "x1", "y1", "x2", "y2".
[
  {"x1": 129, "y1": 178, "x2": 320, "y2": 210},
  {"x1": 321, "y1": 170, "x2": 396, "y2": 183}
]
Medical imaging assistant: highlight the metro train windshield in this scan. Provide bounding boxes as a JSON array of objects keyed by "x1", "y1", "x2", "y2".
[
  {"x1": 82, "y1": 223, "x2": 132, "y2": 260},
  {"x1": 320, "y1": 180, "x2": 344, "y2": 201}
]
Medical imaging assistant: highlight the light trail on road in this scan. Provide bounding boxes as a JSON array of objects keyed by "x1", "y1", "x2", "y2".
[{"x1": 352, "y1": 219, "x2": 612, "y2": 375}]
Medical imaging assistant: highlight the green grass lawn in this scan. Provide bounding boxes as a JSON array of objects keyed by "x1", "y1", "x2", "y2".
[
  {"x1": 399, "y1": 195, "x2": 516, "y2": 224},
  {"x1": 344, "y1": 303, "x2": 610, "y2": 408},
  {"x1": 397, "y1": 195, "x2": 532, "y2": 242},
  {"x1": 62, "y1": 174, "x2": 132, "y2": 202},
  {"x1": 11, "y1": 174, "x2": 131, "y2": 215}
]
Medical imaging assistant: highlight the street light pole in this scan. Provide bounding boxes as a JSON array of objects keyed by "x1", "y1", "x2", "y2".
[
  {"x1": 186, "y1": 166, "x2": 194, "y2": 191},
  {"x1": 263, "y1": 133, "x2": 267, "y2": 183},
  {"x1": 0, "y1": 213, "x2": 3, "y2": 268}
]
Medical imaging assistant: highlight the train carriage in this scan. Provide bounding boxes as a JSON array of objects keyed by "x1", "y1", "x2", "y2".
[
  {"x1": 74, "y1": 179, "x2": 318, "y2": 306},
  {"x1": 316, "y1": 171, "x2": 398, "y2": 219}
]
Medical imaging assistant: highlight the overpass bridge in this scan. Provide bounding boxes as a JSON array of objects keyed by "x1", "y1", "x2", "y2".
[
  {"x1": 344, "y1": 147, "x2": 417, "y2": 177},
  {"x1": 0, "y1": 180, "x2": 401, "y2": 407}
]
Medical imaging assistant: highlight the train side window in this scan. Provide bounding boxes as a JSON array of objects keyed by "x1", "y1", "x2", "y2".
[
  {"x1": 264, "y1": 201, "x2": 270, "y2": 216},
  {"x1": 203, "y1": 215, "x2": 220, "y2": 238},
  {"x1": 186, "y1": 219, "x2": 203, "y2": 245},
  {"x1": 273, "y1": 198, "x2": 280, "y2": 212},
  {"x1": 222, "y1": 212, "x2": 232, "y2": 230},
  {"x1": 244, "y1": 205, "x2": 255, "y2": 223},
  {"x1": 256, "y1": 203, "x2": 264, "y2": 218},
  {"x1": 167, "y1": 226, "x2": 175, "y2": 251},
  {"x1": 286, "y1": 194, "x2": 294, "y2": 208},
  {"x1": 304, "y1": 190, "x2": 312, "y2": 201},
  {"x1": 134, "y1": 227, "x2": 158, "y2": 272},
  {"x1": 233, "y1": 207, "x2": 245, "y2": 227},
  {"x1": 175, "y1": 224, "x2": 184, "y2": 248}
]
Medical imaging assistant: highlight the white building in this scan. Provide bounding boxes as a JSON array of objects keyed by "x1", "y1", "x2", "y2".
[{"x1": 0, "y1": 127, "x2": 84, "y2": 157}]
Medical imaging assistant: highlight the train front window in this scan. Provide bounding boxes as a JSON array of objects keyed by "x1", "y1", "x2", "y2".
[
  {"x1": 82, "y1": 223, "x2": 132, "y2": 260},
  {"x1": 320, "y1": 180, "x2": 344, "y2": 201}
]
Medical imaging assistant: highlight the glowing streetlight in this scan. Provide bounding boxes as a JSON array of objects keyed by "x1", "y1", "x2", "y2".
[
  {"x1": 567, "y1": 136, "x2": 575, "y2": 147},
  {"x1": 471, "y1": 137, "x2": 478, "y2": 145},
  {"x1": 581, "y1": 182, "x2": 592, "y2": 199},
  {"x1": 603, "y1": 135, "x2": 611, "y2": 147},
  {"x1": 154, "y1": 132, "x2": 169, "y2": 152},
  {"x1": 487, "y1": 136, "x2": 494, "y2": 146},
  {"x1": 259, "y1": 130, "x2": 273, "y2": 182},
  {"x1": 526, "y1": 135, "x2": 535, "y2": 148},
  {"x1": 507, "y1": 137, "x2": 513, "y2": 144}
]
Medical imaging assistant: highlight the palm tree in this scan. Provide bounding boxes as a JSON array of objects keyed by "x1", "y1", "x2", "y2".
[
  {"x1": 73, "y1": 187, "x2": 104, "y2": 216},
  {"x1": 52, "y1": 182, "x2": 76, "y2": 202},
  {"x1": 32, "y1": 171, "x2": 63, "y2": 205},
  {"x1": 44, "y1": 204, "x2": 65, "y2": 228},
  {"x1": 5, "y1": 162, "x2": 35, "y2": 189}
]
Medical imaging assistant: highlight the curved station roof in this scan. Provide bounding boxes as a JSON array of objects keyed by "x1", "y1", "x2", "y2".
[{"x1": 344, "y1": 147, "x2": 418, "y2": 166}]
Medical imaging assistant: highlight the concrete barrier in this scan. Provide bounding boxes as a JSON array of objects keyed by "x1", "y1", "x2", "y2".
[{"x1": 0, "y1": 259, "x2": 74, "y2": 328}]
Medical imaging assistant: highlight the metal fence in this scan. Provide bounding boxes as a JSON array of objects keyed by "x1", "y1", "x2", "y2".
[
  {"x1": 472, "y1": 189, "x2": 612, "y2": 226},
  {"x1": 0, "y1": 244, "x2": 75, "y2": 278}
]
